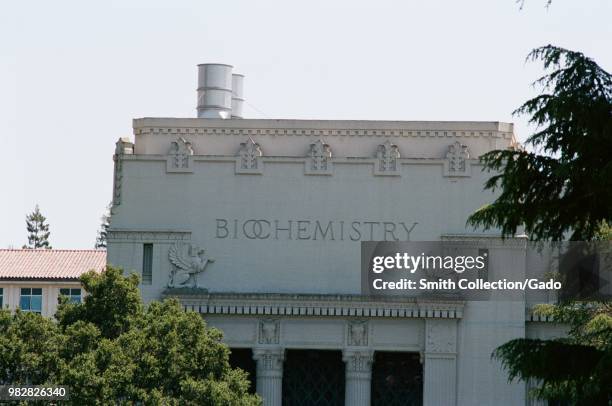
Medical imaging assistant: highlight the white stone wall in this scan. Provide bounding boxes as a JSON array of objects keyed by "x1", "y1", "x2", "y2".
[
  {"x1": 109, "y1": 119, "x2": 511, "y2": 300},
  {"x1": 107, "y1": 118, "x2": 551, "y2": 405}
]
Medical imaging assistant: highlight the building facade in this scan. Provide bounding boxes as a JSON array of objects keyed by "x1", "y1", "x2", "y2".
[
  {"x1": 106, "y1": 117, "x2": 572, "y2": 406},
  {"x1": 105, "y1": 62, "x2": 567, "y2": 406},
  {"x1": 0, "y1": 249, "x2": 106, "y2": 317}
]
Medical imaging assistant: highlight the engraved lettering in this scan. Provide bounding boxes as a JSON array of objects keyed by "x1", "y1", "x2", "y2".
[
  {"x1": 363, "y1": 221, "x2": 378, "y2": 240},
  {"x1": 313, "y1": 220, "x2": 335, "y2": 241},
  {"x1": 216, "y1": 219, "x2": 229, "y2": 238},
  {"x1": 258, "y1": 219, "x2": 271, "y2": 239},
  {"x1": 297, "y1": 220, "x2": 311, "y2": 240},
  {"x1": 214, "y1": 219, "x2": 417, "y2": 242},
  {"x1": 400, "y1": 221, "x2": 418, "y2": 241},
  {"x1": 383, "y1": 222, "x2": 398, "y2": 241},
  {"x1": 350, "y1": 221, "x2": 362, "y2": 241},
  {"x1": 274, "y1": 220, "x2": 292, "y2": 240}
]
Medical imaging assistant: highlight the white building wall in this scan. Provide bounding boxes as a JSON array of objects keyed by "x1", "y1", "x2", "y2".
[
  {"x1": 109, "y1": 156, "x2": 500, "y2": 299},
  {"x1": 0, "y1": 281, "x2": 83, "y2": 317},
  {"x1": 107, "y1": 118, "x2": 552, "y2": 406}
]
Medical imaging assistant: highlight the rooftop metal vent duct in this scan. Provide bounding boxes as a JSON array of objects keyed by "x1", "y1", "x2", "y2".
[
  {"x1": 231, "y1": 73, "x2": 244, "y2": 119},
  {"x1": 197, "y1": 63, "x2": 233, "y2": 119}
]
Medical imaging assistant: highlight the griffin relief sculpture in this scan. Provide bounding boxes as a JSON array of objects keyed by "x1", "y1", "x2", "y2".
[{"x1": 167, "y1": 242, "x2": 214, "y2": 288}]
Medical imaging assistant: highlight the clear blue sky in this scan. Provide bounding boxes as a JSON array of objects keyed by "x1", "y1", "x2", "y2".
[{"x1": 1, "y1": 0, "x2": 610, "y2": 249}]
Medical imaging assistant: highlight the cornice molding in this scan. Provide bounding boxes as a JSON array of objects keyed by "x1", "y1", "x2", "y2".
[
  {"x1": 134, "y1": 126, "x2": 513, "y2": 140},
  {"x1": 161, "y1": 291, "x2": 465, "y2": 319}
]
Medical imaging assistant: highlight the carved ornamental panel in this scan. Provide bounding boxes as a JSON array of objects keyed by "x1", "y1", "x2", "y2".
[
  {"x1": 166, "y1": 137, "x2": 194, "y2": 173},
  {"x1": 443, "y1": 141, "x2": 471, "y2": 177},
  {"x1": 236, "y1": 138, "x2": 263, "y2": 174},
  {"x1": 305, "y1": 140, "x2": 333, "y2": 175},
  {"x1": 374, "y1": 140, "x2": 401, "y2": 176}
]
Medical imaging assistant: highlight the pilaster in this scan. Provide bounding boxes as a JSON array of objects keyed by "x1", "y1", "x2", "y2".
[
  {"x1": 423, "y1": 318, "x2": 457, "y2": 406},
  {"x1": 253, "y1": 347, "x2": 284, "y2": 406},
  {"x1": 343, "y1": 349, "x2": 374, "y2": 406}
]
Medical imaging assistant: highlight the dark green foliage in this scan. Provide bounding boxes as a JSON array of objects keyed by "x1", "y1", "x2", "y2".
[
  {"x1": 494, "y1": 339, "x2": 602, "y2": 383},
  {"x1": 56, "y1": 267, "x2": 142, "y2": 339},
  {"x1": 468, "y1": 45, "x2": 612, "y2": 241},
  {"x1": 468, "y1": 45, "x2": 612, "y2": 404},
  {"x1": 493, "y1": 303, "x2": 612, "y2": 405},
  {"x1": 0, "y1": 266, "x2": 260, "y2": 405},
  {"x1": 23, "y1": 204, "x2": 52, "y2": 249},
  {"x1": 0, "y1": 310, "x2": 61, "y2": 385}
]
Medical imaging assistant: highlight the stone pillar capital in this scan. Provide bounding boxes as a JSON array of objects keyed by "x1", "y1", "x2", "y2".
[
  {"x1": 253, "y1": 347, "x2": 284, "y2": 406},
  {"x1": 343, "y1": 349, "x2": 373, "y2": 406},
  {"x1": 253, "y1": 347, "x2": 284, "y2": 373},
  {"x1": 342, "y1": 349, "x2": 374, "y2": 373}
]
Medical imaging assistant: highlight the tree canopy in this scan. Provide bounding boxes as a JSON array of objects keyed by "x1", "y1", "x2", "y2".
[
  {"x1": 0, "y1": 266, "x2": 260, "y2": 405},
  {"x1": 468, "y1": 45, "x2": 612, "y2": 405},
  {"x1": 468, "y1": 45, "x2": 612, "y2": 241}
]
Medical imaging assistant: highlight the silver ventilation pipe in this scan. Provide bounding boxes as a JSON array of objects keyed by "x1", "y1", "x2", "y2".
[
  {"x1": 197, "y1": 63, "x2": 233, "y2": 119},
  {"x1": 196, "y1": 64, "x2": 246, "y2": 119},
  {"x1": 231, "y1": 73, "x2": 245, "y2": 119}
]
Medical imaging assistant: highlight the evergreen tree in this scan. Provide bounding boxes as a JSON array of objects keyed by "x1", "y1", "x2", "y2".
[
  {"x1": 469, "y1": 46, "x2": 612, "y2": 404},
  {"x1": 23, "y1": 204, "x2": 51, "y2": 249},
  {"x1": 95, "y1": 204, "x2": 111, "y2": 249},
  {"x1": 468, "y1": 45, "x2": 611, "y2": 241}
]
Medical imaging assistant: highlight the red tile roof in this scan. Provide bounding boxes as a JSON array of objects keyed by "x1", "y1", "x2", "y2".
[{"x1": 0, "y1": 249, "x2": 106, "y2": 280}]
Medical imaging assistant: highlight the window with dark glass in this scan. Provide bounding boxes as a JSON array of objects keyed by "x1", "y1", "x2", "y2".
[
  {"x1": 0, "y1": 287, "x2": 3, "y2": 308},
  {"x1": 371, "y1": 351, "x2": 423, "y2": 406},
  {"x1": 282, "y1": 350, "x2": 345, "y2": 406},
  {"x1": 142, "y1": 243, "x2": 153, "y2": 284},
  {"x1": 20, "y1": 288, "x2": 42, "y2": 313},
  {"x1": 59, "y1": 288, "x2": 82, "y2": 304}
]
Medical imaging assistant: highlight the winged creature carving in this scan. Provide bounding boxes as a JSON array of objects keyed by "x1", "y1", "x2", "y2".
[{"x1": 168, "y1": 242, "x2": 214, "y2": 288}]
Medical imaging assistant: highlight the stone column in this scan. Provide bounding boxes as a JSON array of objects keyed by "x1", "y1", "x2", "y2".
[
  {"x1": 253, "y1": 348, "x2": 284, "y2": 406},
  {"x1": 343, "y1": 350, "x2": 373, "y2": 406},
  {"x1": 423, "y1": 319, "x2": 458, "y2": 406}
]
